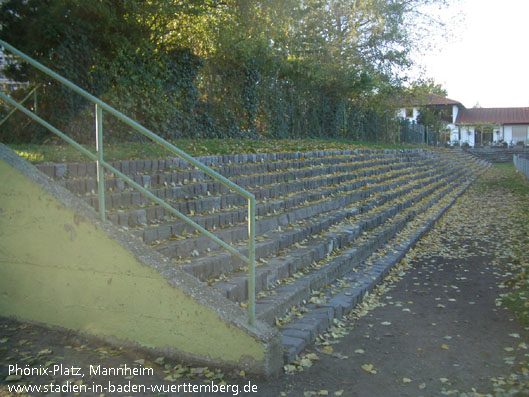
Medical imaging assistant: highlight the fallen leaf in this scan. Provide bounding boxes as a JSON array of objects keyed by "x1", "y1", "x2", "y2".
[
  {"x1": 361, "y1": 364, "x2": 377, "y2": 374},
  {"x1": 322, "y1": 346, "x2": 333, "y2": 355}
]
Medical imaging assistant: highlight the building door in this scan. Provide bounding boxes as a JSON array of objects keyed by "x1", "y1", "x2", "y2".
[
  {"x1": 474, "y1": 130, "x2": 482, "y2": 146},
  {"x1": 512, "y1": 125, "x2": 528, "y2": 144}
]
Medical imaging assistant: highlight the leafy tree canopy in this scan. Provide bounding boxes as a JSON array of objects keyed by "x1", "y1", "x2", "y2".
[{"x1": 0, "y1": 0, "x2": 456, "y2": 143}]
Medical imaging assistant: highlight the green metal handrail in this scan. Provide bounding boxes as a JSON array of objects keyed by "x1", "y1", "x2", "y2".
[{"x1": 0, "y1": 40, "x2": 257, "y2": 325}]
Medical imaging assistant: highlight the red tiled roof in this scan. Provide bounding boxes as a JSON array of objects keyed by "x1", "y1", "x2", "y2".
[
  {"x1": 456, "y1": 107, "x2": 529, "y2": 124},
  {"x1": 422, "y1": 93, "x2": 461, "y2": 106},
  {"x1": 399, "y1": 93, "x2": 462, "y2": 107}
]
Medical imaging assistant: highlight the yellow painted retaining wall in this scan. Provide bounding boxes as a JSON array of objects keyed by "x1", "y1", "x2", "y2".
[{"x1": 0, "y1": 149, "x2": 280, "y2": 375}]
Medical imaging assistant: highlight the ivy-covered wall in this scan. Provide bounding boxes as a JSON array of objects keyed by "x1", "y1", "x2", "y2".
[{"x1": 0, "y1": 0, "x2": 443, "y2": 144}]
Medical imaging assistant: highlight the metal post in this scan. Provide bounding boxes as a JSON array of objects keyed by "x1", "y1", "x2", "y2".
[
  {"x1": 2, "y1": 39, "x2": 263, "y2": 325},
  {"x1": 33, "y1": 89, "x2": 37, "y2": 114},
  {"x1": 248, "y1": 196, "x2": 256, "y2": 326},
  {"x1": 95, "y1": 104, "x2": 105, "y2": 222}
]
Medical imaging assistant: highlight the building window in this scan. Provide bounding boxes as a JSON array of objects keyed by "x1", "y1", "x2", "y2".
[{"x1": 405, "y1": 108, "x2": 413, "y2": 118}]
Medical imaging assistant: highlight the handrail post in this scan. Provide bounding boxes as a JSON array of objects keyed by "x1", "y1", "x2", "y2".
[
  {"x1": 248, "y1": 196, "x2": 256, "y2": 325},
  {"x1": 1, "y1": 39, "x2": 261, "y2": 325},
  {"x1": 95, "y1": 104, "x2": 105, "y2": 222},
  {"x1": 33, "y1": 89, "x2": 37, "y2": 114}
]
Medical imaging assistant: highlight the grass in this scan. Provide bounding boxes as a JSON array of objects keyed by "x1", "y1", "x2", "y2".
[
  {"x1": 7, "y1": 138, "x2": 426, "y2": 164},
  {"x1": 482, "y1": 163, "x2": 529, "y2": 326},
  {"x1": 485, "y1": 163, "x2": 529, "y2": 197}
]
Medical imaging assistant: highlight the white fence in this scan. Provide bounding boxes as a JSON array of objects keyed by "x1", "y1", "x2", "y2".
[{"x1": 514, "y1": 154, "x2": 529, "y2": 181}]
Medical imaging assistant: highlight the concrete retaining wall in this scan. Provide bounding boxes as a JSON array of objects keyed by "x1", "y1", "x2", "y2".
[
  {"x1": 0, "y1": 144, "x2": 281, "y2": 376},
  {"x1": 465, "y1": 147, "x2": 529, "y2": 163}
]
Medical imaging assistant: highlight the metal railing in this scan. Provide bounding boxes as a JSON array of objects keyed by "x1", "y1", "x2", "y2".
[
  {"x1": 0, "y1": 83, "x2": 39, "y2": 127},
  {"x1": 0, "y1": 40, "x2": 257, "y2": 325},
  {"x1": 514, "y1": 154, "x2": 529, "y2": 181}
]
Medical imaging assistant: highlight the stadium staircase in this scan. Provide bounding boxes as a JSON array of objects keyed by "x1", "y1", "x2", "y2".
[{"x1": 36, "y1": 148, "x2": 489, "y2": 363}]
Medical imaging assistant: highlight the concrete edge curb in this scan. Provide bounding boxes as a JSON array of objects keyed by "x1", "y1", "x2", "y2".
[{"x1": 279, "y1": 165, "x2": 487, "y2": 363}]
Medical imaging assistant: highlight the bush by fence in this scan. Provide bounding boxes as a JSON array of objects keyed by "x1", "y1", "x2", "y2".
[{"x1": 0, "y1": 0, "x2": 450, "y2": 146}]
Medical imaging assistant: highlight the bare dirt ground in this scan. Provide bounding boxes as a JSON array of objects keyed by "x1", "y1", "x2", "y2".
[{"x1": 2, "y1": 166, "x2": 529, "y2": 397}]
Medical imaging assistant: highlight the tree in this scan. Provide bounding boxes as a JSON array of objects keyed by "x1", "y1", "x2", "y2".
[
  {"x1": 1, "y1": 0, "x2": 457, "y2": 143},
  {"x1": 0, "y1": 0, "x2": 204, "y2": 142}
]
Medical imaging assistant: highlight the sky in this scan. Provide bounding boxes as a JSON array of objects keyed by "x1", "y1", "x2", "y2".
[{"x1": 415, "y1": 0, "x2": 529, "y2": 109}]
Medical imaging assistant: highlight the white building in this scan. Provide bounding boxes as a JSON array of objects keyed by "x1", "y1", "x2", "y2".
[
  {"x1": 398, "y1": 93, "x2": 462, "y2": 143},
  {"x1": 398, "y1": 93, "x2": 529, "y2": 147},
  {"x1": 453, "y1": 107, "x2": 529, "y2": 147}
]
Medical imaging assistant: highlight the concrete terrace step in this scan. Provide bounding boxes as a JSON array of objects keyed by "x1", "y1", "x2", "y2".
[
  {"x1": 149, "y1": 159, "x2": 447, "y2": 259},
  {"x1": 36, "y1": 150, "x2": 399, "y2": 180},
  {"x1": 255, "y1": 167, "x2": 473, "y2": 326},
  {"x1": 37, "y1": 151, "x2": 439, "y2": 241},
  {"x1": 40, "y1": 152, "x2": 400, "y2": 196},
  {"x1": 98, "y1": 156, "x2": 412, "y2": 228},
  {"x1": 33, "y1": 148, "x2": 489, "y2": 367},
  {"x1": 278, "y1": 164, "x2": 488, "y2": 363},
  {"x1": 177, "y1": 161, "x2": 461, "y2": 280},
  {"x1": 105, "y1": 157, "x2": 422, "y2": 229},
  {"x1": 465, "y1": 147, "x2": 529, "y2": 163},
  {"x1": 78, "y1": 154, "x2": 409, "y2": 211},
  {"x1": 37, "y1": 151, "x2": 484, "y2": 273},
  {"x1": 209, "y1": 163, "x2": 474, "y2": 310}
]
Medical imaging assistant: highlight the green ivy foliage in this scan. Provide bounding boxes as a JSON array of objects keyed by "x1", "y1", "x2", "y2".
[
  {"x1": 0, "y1": 0, "x2": 204, "y2": 142},
  {"x1": 0, "y1": 0, "x2": 448, "y2": 144}
]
